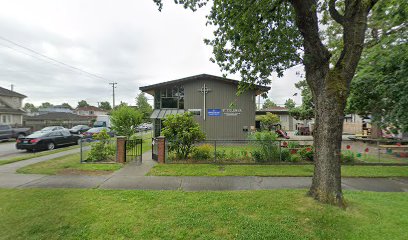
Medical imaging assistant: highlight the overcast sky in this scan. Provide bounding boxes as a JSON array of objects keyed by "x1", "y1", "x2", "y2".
[{"x1": 0, "y1": 0, "x2": 303, "y2": 108}]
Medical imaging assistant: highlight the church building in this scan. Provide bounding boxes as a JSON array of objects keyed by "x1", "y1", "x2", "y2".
[{"x1": 140, "y1": 74, "x2": 270, "y2": 140}]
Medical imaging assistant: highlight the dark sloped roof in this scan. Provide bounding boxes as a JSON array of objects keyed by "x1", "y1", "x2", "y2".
[
  {"x1": 257, "y1": 106, "x2": 289, "y2": 113},
  {"x1": 139, "y1": 74, "x2": 270, "y2": 93},
  {"x1": 24, "y1": 112, "x2": 93, "y2": 121},
  {"x1": 0, "y1": 86, "x2": 26, "y2": 98},
  {"x1": 0, "y1": 107, "x2": 25, "y2": 114}
]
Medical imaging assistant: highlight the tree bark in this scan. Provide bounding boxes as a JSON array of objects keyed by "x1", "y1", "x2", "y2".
[
  {"x1": 290, "y1": 0, "x2": 374, "y2": 206},
  {"x1": 308, "y1": 70, "x2": 348, "y2": 206}
]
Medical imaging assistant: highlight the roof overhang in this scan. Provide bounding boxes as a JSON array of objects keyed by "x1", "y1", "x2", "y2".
[
  {"x1": 140, "y1": 74, "x2": 270, "y2": 96},
  {"x1": 150, "y1": 109, "x2": 185, "y2": 119}
]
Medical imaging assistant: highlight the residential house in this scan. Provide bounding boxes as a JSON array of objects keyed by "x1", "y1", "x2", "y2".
[
  {"x1": 74, "y1": 106, "x2": 108, "y2": 117},
  {"x1": 0, "y1": 86, "x2": 26, "y2": 125}
]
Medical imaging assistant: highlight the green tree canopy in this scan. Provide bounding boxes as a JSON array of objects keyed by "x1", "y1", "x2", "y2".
[
  {"x1": 110, "y1": 105, "x2": 143, "y2": 138},
  {"x1": 23, "y1": 103, "x2": 37, "y2": 112},
  {"x1": 77, "y1": 100, "x2": 90, "y2": 108},
  {"x1": 289, "y1": 80, "x2": 314, "y2": 120},
  {"x1": 99, "y1": 101, "x2": 112, "y2": 111},
  {"x1": 284, "y1": 98, "x2": 296, "y2": 109},
  {"x1": 346, "y1": 0, "x2": 408, "y2": 131},
  {"x1": 61, "y1": 103, "x2": 73, "y2": 110},
  {"x1": 256, "y1": 112, "x2": 280, "y2": 131},
  {"x1": 135, "y1": 92, "x2": 153, "y2": 121},
  {"x1": 40, "y1": 102, "x2": 53, "y2": 109},
  {"x1": 162, "y1": 112, "x2": 205, "y2": 159},
  {"x1": 262, "y1": 99, "x2": 277, "y2": 109}
]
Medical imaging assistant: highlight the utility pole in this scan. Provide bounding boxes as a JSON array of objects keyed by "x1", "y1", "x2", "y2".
[{"x1": 109, "y1": 82, "x2": 117, "y2": 108}]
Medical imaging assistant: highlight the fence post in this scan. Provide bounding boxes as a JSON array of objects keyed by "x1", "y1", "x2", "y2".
[
  {"x1": 377, "y1": 140, "x2": 380, "y2": 163},
  {"x1": 214, "y1": 140, "x2": 217, "y2": 163},
  {"x1": 279, "y1": 140, "x2": 282, "y2": 163},
  {"x1": 157, "y1": 136, "x2": 166, "y2": 164},
  {"x1": 80, "y1": 139, "x2": 83, "y2": 163},
  {"x1": 116, "y1": 136, "x2": 127, "y2": 163}
]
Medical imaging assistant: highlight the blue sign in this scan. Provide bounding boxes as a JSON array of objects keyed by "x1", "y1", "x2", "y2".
[{"x1": 207, "y1": 109, "x2": 222, "y2": 117}]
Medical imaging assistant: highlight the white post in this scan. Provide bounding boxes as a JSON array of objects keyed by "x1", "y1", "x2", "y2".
[{"x1": 204, "y1": 83, "x2": 206, "y2": 121}]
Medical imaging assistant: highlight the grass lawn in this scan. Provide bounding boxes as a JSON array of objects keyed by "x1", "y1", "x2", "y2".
[
  {"x1": 16, "y1": 153, "x2": 122, "y2": 175},
  {"x1": 0, "y1": 189, "x2": 407, "y2": 239},
  {"x1": 148, "y1": 164, "x2": 408, "y2": 177},
  {"x1": 16, "y1": 139, "x2": 152, "y2": 175},
  {"x1": 0, "y1": 145, "x2": 80, "y2": 166}
]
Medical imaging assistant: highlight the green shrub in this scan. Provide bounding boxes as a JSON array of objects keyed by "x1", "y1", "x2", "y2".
[
  {"x1": 216, "y1": 150, "x2": 227, "y2": 160},
  {"x1": 289, "y1": 154, "x2": 302, "y2": 162},
  {"x1": 225, "y1": 149, "x2": 240, "y2": 160},
  {"x1": 287, "y1": 141, "x2": 300, "y2": 149},
  {"x1": 251, "y1": 149, "x2": 264, "y2": 162},
  {"x1": 341, "y1": 150, "x2": 356, "y2": 163},
  {"x1": 162, "y1": 112, "x2": 205, "y2": 159},
  {"x1": 280, "y1": 148, "x2": 291, "y2": 162},
  {"x1": 249, "y1": 131, "x2": 280, "y2": 162},
  {"x1": 298, "y1": 146, "x2": 314, "y2": 161},
  {"x1": 191, "y1": 144, "x2": 213, "y2": 160},
  {"x1": 86, "y1": 130, "x2": 116, "y2": 162}
]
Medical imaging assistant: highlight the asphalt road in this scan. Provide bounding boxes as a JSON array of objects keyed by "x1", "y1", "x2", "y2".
[{"x1": 0, "y1": 141, "x2": 24, "y2": 159}]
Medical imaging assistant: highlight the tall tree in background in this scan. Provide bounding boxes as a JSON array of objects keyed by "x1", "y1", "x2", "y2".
[
  {"x1": 155, "y1": 0, "x2": 380, "y2": 206},
  {"x1": 136, "y1": 92, "x2": 153, "y2": 122},
  {"x1": 110, "y1": 105, "x2": 143, "y2": 137},
  {"x1": 40, "y1": 102, "x2": 53, "y2": 109},
  {"x1": 61, "y1": 103, "x2": 73, "y2": 110},
  {"x1": 99, "y1": 101, "x2": 112, "y2": 111},
  {"x1": 289, "y1": 80, "x2": 314, "y2": 120},
  {"x1": 284, "y1": 98, "x2": 296, "y2": 109},
  {"x1": 77, "y1": 100, "x2": 90, "y2": 108},
  {"x1": 23, "y1": 103, "x2": 37, "y2": 112},
  {"x1": 262, "y1": 99, "x2": 277, "y2": 109}
]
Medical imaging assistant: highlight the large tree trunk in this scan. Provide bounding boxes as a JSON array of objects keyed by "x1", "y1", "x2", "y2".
[
  {"x1": 308, "y1": 72, "x2": 348, "y2": 206},
  {"x1": 290, "y1": 0, "x2": 374, "y2": 206}
]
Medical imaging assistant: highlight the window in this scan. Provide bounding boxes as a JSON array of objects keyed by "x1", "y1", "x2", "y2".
[
  {"x1": 188, "y1": 109, "x2": 201, "y2": 116},
  {"x1": 154, "y1": 85, "x2": 185, "y2": 109},
  {"x1": 154, "y1": 119, "x2": 161, "y2": 137},
  {"x1": 50, "y1": 131, "x2": 63, "y2": 137}
]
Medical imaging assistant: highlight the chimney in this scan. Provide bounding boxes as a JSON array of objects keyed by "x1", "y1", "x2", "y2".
[{"x1": 11, "y1": 84, "x2": 14, "y2": 92}]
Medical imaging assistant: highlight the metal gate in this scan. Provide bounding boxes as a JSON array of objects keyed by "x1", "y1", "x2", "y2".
[
  {"x1": 152, "y1": 138, "x2": 158, "y2": 161},
  {"x1": 125, "y1": 139, "x2": 143, "y2": 162}
]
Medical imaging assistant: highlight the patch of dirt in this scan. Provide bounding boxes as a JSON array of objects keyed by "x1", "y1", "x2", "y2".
[{"x1": 57, "y1": 169, "x2": 113, "y2": 176}]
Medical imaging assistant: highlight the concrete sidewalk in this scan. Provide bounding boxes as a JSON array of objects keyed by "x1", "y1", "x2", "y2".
[{"x1": 0, "y1": 149, "x2": 407, "y2": 192}]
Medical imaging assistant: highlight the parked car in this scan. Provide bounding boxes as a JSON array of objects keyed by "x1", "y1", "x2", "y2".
[
  {"x1": 69, "y1": 125, "x2": 91, "y2": 134},
  {"x1": 136, "y1": 123, "x2": 152, "y2": 132},
  {"x1": 93, "y1": 115, "x2": 111, "y2": 128},
  {"x1": 16, "y1": 129, "x2": 81, "y2": 151},
  {"x1": 83, "y1": 127, "x2": 114, "y2": 139},
  {"x1": 39, "y1": 126, "x2": 65, "y2": 132},
  {"x1": 0, "y1": 124, "x2": 31, "y2": 140}
]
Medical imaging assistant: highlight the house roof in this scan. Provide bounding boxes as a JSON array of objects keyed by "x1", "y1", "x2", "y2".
[
  {"x1": 75, "y1": 106, "x2": 106, "y2": 112},
  {"x1": 0, "y1": 107, "x2": 25, "y2": 114},
  {"x1": 0, "y1": 86, "x2": 26, "y2": 98},
  {"x1": 139, "y1": 74, "x2": 270, "y2": 94},
  {"x1": 24, "y1": 112, "x2": 92, "y2": 121},
  {"x1": 257, "y1": 106, "x2": 289, "y2": 113}
]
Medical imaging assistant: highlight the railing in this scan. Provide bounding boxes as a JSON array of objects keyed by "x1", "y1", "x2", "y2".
[{"x1": 164, "y1": 139, "x2": 408, "y2": 165}]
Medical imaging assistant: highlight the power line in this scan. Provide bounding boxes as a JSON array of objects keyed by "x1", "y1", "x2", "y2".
[{"x1": 0, "y1": 36, "x2": 110, "y2": 81}]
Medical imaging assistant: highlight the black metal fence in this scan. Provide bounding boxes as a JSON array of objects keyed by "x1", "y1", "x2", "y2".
[
  {"x1": 125, "y1": 139, "x2": 143, "y2": 162},
  {"x1": 164, "y1": 139, "x2": 408, "y2": 165}
]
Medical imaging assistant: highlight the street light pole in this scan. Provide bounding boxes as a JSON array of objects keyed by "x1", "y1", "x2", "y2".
[{"x1": 109, "y1": 82, "x2": 117, "y2": 108}]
